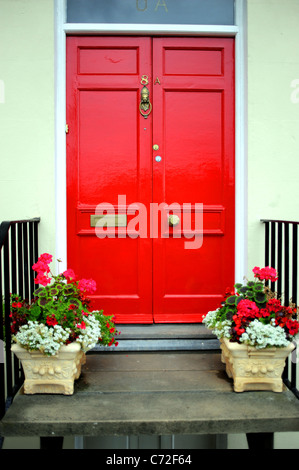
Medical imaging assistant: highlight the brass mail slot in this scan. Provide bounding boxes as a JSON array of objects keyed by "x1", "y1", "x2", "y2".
[{"x1": 90, "y1": 214, "x2": 127, "y2": 228}]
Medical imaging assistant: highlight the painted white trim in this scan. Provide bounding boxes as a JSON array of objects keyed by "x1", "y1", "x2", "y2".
[
  {"x1": 54, "y1": 0, "x2": 67, "y2": 272},
  {"x1": 234, "y1": 0, "x2": 248, "y2": 282},
  {"x1": 64, "y1": 23, "x2": 238, "y2": 36},
  {"x1": 54, "y1": 0, "x2": 248, "y2": 282}
]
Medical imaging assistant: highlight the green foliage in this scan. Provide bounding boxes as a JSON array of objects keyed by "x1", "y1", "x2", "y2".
[
  {"x1": 203, "y1": 266, "x2": 299, "y2": 347},
  {"x1": 226, "y1": 280, "x2": 267, "y2": 309},
  {"x1": 6, "y1": 272, "x2": 119, "y2": 349}
]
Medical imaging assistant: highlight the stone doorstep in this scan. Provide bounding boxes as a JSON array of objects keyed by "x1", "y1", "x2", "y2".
[
  {"x1": 1, "y1": 351, "x2": 299, "y2": 439},
  {"x1": 94, "y1": 323, "x2": 220, "y2": 351},
  {"x1": 93, "y1": 338, "x2": 220, "y2": 351},
  {"x1": 114, "y1": 324, "x2": 215, "y2": 339}
]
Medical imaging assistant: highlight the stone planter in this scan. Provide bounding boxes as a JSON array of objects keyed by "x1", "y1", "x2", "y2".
[
  {"x1": 220, "y1": 338, "x2": 295, "y2": 392},
  {"x1": 11, "y1": 342, "x2": 85, "y2": 395}
]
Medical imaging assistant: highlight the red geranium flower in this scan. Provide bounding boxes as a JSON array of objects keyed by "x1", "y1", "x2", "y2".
[
  {"x1": 286, "y1": 319, "x2": 299, "y2": 336},
  {"x1": 266, "y1": 298, "x2": 283, "y2": 313},
  {"x1": 11, "y1": 302, "x2": 22, "y2": 308},
  {"x1": 46, "y1": 315, "x2": 58, "y2": 326}
]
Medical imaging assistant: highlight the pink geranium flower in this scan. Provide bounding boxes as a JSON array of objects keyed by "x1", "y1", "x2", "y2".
[
  {"x1": 38, "y1": 253, "x2": 53, "y2": 264},
  {"x1": 252, "y1": 266, "x2": 278, "y2": 282},
  {"x1": 32, "y1": 260, "x2": 50, "y2": 274},
  {"x1": 76, "y1": 321, "x2": 86, "y2": 330},
  {"x1": 237, "y1": 299, "x2": 260, "y2": 318},
  {"x1": 78, "y1": 278, "x2": 97, "y2": 294},
  {"x1": 32, "y1": 253, "x2": 53, "y2": 283},
  {"x1": 34, "y1": 272, "x2": 51, "y2": 286},
  {"x1": 62, "y1": 269, "x2": 76, "y2": 281}
]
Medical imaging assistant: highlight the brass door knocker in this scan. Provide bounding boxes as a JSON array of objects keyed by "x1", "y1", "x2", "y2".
[{"x1": 139, "y1": 75, "x2": 152, "y2": 119}]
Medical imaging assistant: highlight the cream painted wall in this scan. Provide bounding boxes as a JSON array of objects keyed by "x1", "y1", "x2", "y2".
[
  {"x1": 0, "y1": 0, "x2": 55, "y2": 257},
  {"x1": 247, "y1": 0, "x2": 299, "y2": 273},
  {"x1": 246, "y1": 4, "x2": 299, "y2": 447}
]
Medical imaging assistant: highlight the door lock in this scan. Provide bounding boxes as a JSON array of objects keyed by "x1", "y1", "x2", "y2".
[
  {"x1": 153, "y1": 144, "x2": 159, "y2": 150},
  {"x1": 155, "y1": 156, "x2": 162, "y2": 162}
]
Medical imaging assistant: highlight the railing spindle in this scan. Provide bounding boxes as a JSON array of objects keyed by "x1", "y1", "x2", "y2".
[
  {"x1": 292, "y1": 224, "x2": 298, "y2": 306},
  {"x1": 277, "y1": 222, "x2": 283, "y2": 299},
  {"x1": 17, "y1": 225, "x2": 24, "y2": 299},
  {"x1": 23, "y1": 223, "x2": 29, "y2": 301},
  {"x1": 3, "y1": 235, "x2": 12, "y2": 399},
  {"x1": 284, "y1": 223, "x2": 290, "y2": 307},
  {"x1": 0, "y1": 218, "x2": 40, "y2": 433},
  {"x1": 270, "y1": 221, "x2": 276, "y2": 292},
  {"x1": 261, "y1": 219, "x2": 299, "y2": 400}
]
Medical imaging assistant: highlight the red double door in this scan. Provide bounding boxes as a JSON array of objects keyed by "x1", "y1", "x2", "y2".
[{"x1": 66, "y1": 36, "x2": 235, "y2": 324}]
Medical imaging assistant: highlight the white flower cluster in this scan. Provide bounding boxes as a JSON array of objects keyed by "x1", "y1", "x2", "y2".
[
  {"x1": 13, "y1": 321, "x2": 71, "y2": 356},
  {"x1": 212, "y1": 320, "x2": 232, "y2": 339},
  {"x1": 76, "y1": 314, "x2": 102, "y2": 352},
  {"x1": 202, "y1": 309, "x2": 220, "y2": 328},
  {"x1": 13, "y1": 313, "x2": 103, "y2": 355},
  {"x1": 203, "y1": 310, "x2": 233, "y2": 339},
  {"x1": 203, "y1": 309, "x2": 291, "y2": 349},
  {"x1": 239, "y1": 319, "x2": 289, "y2": 349}
]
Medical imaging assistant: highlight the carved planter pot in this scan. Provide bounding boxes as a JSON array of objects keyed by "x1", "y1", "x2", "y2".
[
  {"x1": 11, "y1": 342, "x2": 85, "y2": 395},
  {"x1": 220, "y1": 338, "x2": 295, "y2": 392}
]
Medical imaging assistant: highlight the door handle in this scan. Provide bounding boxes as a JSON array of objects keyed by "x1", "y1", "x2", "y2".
[{"x1": 168, "y1": 214, "x2": 180, "y2": 226}]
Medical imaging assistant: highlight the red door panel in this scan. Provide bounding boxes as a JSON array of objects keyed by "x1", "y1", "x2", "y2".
[
  {"x1": 152, "y1": 38, "x2": 235, "y2": 322},
  {"x1": 66, "y1": 37, "x2": 235, "y2": 324},
  {"x1": 67, "y1": 37, "x2": 153, "y2": 323}
]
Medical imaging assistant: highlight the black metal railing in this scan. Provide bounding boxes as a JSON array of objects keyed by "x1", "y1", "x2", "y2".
[
  {"x1": 0, "y1": 218, "x2": 40, "y2": 442},
  {"x1": 261, "y1": 219, "x2": 299, "y2": 399}
]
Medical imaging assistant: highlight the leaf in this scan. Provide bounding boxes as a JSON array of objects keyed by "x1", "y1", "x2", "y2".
[
  {"x1": 239, "y1": 287, "x2": 248, "y2": 294},
  {"x1": 28, "y1": 304, "x2": 41, "y2": 320},
  {"x1": 226, "y1": 295, "x2": 237, "y2": 305},
  {"x1": 33, "y1": 287, "x2": 47, "y2": 297},
  {"x1": 235, "y1": 296, "x2": 244, "y2": 306},
  {"x1": 253, "y1": 283, "x2": 264, "y2": 292},
  {"x1": 50, "y1": 288, "x2": 59, "y2": 296},
  {"x1": 234, "y1": 283, "x2": 243, "y2": 289},
  {"x1": 254, "y1": 292, "x2": 267, "y2": 304},
  {"x1": 63, "y1": 285, "x2": 76, "y2": 296},
  {"x1": 38, "y1": 297, "x2": 49, "y2": 307}
]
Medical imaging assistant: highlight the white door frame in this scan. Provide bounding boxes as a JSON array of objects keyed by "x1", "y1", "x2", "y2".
[{"x1": 54, "y1": 0, "x2": 248, "y2": 282}]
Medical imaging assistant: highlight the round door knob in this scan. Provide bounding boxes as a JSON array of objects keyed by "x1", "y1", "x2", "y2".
[
  {"x1": 155, "y1": 156, "x2": 162, "y2": 162},
  {"x1": 168, "y1": 214, "x2": 180, "y2": 226}
]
